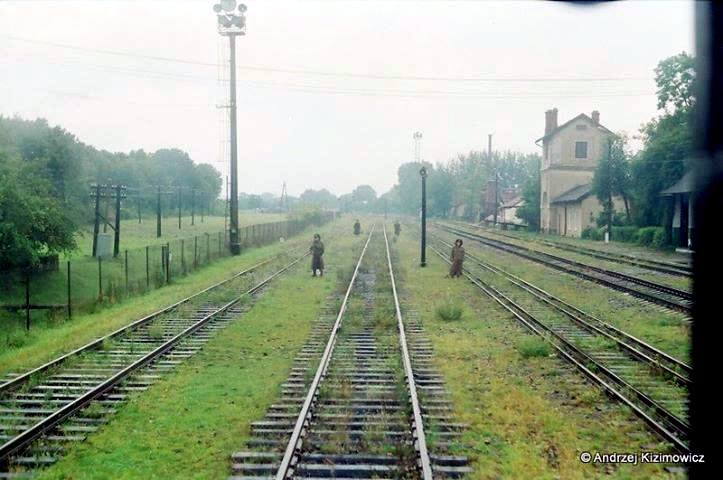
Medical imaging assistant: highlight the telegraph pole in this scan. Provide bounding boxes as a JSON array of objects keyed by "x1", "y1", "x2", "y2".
[
  {"x1": 213, "y1": 1, "x2": 247, "y2": 255},
  {"x1": 420, "y1": 167, "x2": 428, "y2": 267},
  {"x1": 156, "y1": 185, "x2": 162, "y2": 238},
  {"x1": 490, "y1": 134, "x2": 498, "y2": 226},
  {"x1": 91, "y1": 184, "x2": 101, "y2": 257}
]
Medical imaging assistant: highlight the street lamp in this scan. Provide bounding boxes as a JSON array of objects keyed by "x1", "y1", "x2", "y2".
[
  {"x1": 420, "y1": 166, "x2": 428, "y2": 267},
  {"x1": 213, "y1": 1, "x2": 247, "y2": 255}
]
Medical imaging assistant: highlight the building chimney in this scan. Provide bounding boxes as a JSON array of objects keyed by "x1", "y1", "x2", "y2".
[
  {"x1": 591, "y1": 110, "x2": 600, "y2": 125},
  {"x1": 544, "y1": 108, "x2": 558, "y2": 136}
]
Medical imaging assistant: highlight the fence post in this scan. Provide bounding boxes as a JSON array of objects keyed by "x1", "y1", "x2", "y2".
[
  {"x1": 124, "y1": 250, "x2": 129, "y2": 296},
  {"x1": 218, "y1": 231, "x2": 222, "y2": 257},
  {"x1": 67, "y1": 261, "x2": 72, "y2": 320},
  {"x1": 194, "y1": 236, "x2": 198, "y2": 269},
  {"x1": 25, "y1": 271, "x2": 30, "y2": 331},
  {"x1": 146, "y1": 246, "x2": 150, "y2": 289},
  {"x1": 165, "y1": 243, "x2": 170, "y2": 284},
  {"x1": 181, "y1": 239, "x2": 186, "y2": 274},
  {"x1": 206, "y1": 233, "x2": 210, "y2": 263},
  {"x1": 252, "y1": 225, "x2": 256, "y2": 246},
  {"x1": 98, "y1": 256, "x2": 103, "y2": 301}
]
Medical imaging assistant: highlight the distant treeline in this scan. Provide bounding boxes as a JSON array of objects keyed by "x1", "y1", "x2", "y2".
[
  {"x1": 0, "y1": 116, "x2": 222, "y2": 268},
  {"x1": 290, "y1": 151, "x2": 540, "y2": 223}
]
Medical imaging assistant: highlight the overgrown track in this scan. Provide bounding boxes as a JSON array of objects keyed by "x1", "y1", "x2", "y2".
[
  {"x1": 436, "y1": 223, "x2": 692, "y2": 315},
  {"x1": 449, "y1": 220, "x2": 692, "y2": 277},
  {"x1": 0, "y1": 251, "x2": 307, "y2": 476},
  {"x1": 431, "y1": 243, "x2": 691, "y2": 453},
  {"x1": 230, "y1": 227, "x2": 469, "y2": 479}
]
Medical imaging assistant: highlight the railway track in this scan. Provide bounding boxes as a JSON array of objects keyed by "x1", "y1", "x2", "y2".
[
  {"x1": 430, "y1": 242, "x2": 690, "y2": 453},
  {"x1": 0, "y1": 252, "x2": 307, "y2": 477},
  {"x1": 448, "y1": 220, "x2": 692, "y2": 277},
  {"x1": 436, "y1": 222, "x2": 692, "y2": 315},
  {"x1": 231, "y1": 226, "x2": 470, "y2": 479}
]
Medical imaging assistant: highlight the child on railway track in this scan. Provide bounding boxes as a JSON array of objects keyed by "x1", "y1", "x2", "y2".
[
  {"x1": 448, "y1": 238, "x2": 465, "y2": 278},
  {"x1": 394, "y1": 220, "x2": 401, "y2": 237},
  {"x1": 310, "y1": 233, "x2": 325, "y2": 277},
  {"x1": 353, "y1": 219, "x2": 361, "y2": 235}
]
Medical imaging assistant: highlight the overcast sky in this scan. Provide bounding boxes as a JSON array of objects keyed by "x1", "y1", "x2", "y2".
[{"x1": 0, "y1": 0, "x2": 694, "y2": 197}]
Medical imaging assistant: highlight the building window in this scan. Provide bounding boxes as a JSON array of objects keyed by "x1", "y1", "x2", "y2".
[{"x1": 575, "y1": 141, "x2": 588, "y2": 159}]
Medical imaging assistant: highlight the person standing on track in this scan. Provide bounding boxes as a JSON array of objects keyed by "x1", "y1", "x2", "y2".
[
  {"x1": 353, "y1": 219, "x2": 361, "y2": 235},
  {"x1": 394, "y1": 220, "x2": 401, "y2": 237},
  {"x1": 448, "y1": 239, "x2": 465, "y2": 278},
  {"x1": 310, "y1": 233, "x2": 325, "y2": 277}
]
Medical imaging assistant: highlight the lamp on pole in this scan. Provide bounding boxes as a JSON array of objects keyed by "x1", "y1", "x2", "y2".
[
  {"x1": 213, "y1": 0, "x2": 247, "y2": 255},
  {"x1": 420, "y1": 166, "x2": 428, "y2": 267}
]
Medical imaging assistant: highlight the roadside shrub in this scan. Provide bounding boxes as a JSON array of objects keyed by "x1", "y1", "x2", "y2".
[
  {"x1": 435, "y1": 300, "x2": 464, "y2": 322},
  {"x1": 581, "y1": 227, "x2": 602, "y2": 241},
  {"x1": 652, "y1": 228, "x2": 669, "y2": 249},
  {"x1": 611, "y1": 226, "x2": 638, "y2": 243},
  {"x1": 636, "y1": 226, "x2": 659, "y2": 246},
  {"x1": 518, "y1": 337, "x2": 551, "y2": 359}
]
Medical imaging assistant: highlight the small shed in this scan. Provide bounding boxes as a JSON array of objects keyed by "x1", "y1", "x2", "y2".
[{"x1": 660, "y1": 170, "x2": 696, "y2": 250}]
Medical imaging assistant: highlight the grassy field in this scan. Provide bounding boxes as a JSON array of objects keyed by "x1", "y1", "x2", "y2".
[
  {"x1": 0, "y1": 219, "x2": 341, "y2": 375},
  {"x1": 432, "y1": 226, "x2": 691, "y2": 364},
  {"x1": 0, "y1": 212, "x2": 301, "y2": 329},
  {"x1": 390, "y1": 225, "x2": 682, "y2": 479},
  {"x1": 72, "y1": 211, "x2": 286, "y2": 257},
  {"x1": 33, "y1": 223, "x2": 362, "y2": 479}
]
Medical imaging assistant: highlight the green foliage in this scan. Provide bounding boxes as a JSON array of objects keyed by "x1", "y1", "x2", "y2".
[
  {"x1": 636, "y1": 226, "x2": 660, "y2": 246},
  {"x1": 298, "y1": 188, "x2": 337, "y2": 209},
  {"x1": 517, "y1": 337, "x2": 551, "y2": 359},
  {"x1": 630, "y1": 53, "x2": 695, "y2": 227},
  {"x1": 655, "y1": 52, "x2": 696, "y2": 113},
  {"x1": 592, "y1": 136, "x2": 632, "y2": 229},
  {"x1": 0, "y1": 157, "x2": 77, "y2": 268},
  {"x1": 516, "y1": 155, "x2": 541, "y2": 230},
  {"x1": 435, "y1": 299, "x2": 464, "y2": 321}
]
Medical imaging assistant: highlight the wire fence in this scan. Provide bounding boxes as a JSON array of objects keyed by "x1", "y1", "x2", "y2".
[{"x1": 1, "y1": 214, "x2": 334, "y2": 329}]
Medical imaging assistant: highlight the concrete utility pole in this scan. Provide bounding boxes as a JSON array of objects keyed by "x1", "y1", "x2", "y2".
[
  {"x1": 213, "y1": 1, "x2": 247, "y2": 255},
  {"x1": 490, "y1": 134, "x2": 498, "y2": 226},
  {"x1": 420, "y1": 167, "x2": 428, "y2": 267}
]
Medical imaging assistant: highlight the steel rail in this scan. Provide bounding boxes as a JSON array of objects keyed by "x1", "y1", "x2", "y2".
[
  {"x1": 274, "y1": 227, "x2": 375, "y2": 480},
  {"x1": 436, "y1": 223, "x2": 691, "y2": 313},
  {"x1": 440, "y1": 223, "x2": 691, "y2": 300},
  {"x1": 434, "y1": 235, "x2": 691, "y2": 384},
  {"x1": 382, "y1": 225, "x2": 433, "y2": 480},
  {"x1": 430, "y1": 245, "x2": 690, "y2": 453},
  {"x1": 0, "y1": 250, "x2": 296, "y2": 396},
  {"x1": 449, "y1": 219, "x2": 692, "y2": 276},
  {"x1": 0, "y1": 252, "x2": 308, "y2": 462}
]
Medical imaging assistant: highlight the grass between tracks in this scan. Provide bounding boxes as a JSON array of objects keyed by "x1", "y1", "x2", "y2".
[
  {"x1": 432, "y1": 226, "x2": 691, "y2": 365},
  {"x1": 0, "y1": 220, "x2": 341, "y2": 378},
  {"x1": 34, "y1": 225, "x2": 362, "y2": 480},
  {"x1": 392, "y1": 227, "x2": 682, "y2": 480}
]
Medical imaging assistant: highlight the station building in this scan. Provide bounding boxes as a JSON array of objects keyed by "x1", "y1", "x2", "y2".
[{"x1": 536, "y1": 108, "x2": 625, "y2": 237}]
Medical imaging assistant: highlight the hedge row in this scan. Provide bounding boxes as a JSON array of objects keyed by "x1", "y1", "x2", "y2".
[{"x1": 581, "y1": 225, "x2": 668, "y2": 249}]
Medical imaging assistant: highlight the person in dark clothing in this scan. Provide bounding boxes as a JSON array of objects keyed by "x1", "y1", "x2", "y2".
[
  {"x1": 393, "y1": 221, "x2": 401, "y2": 236},
  {"x1": 448, "y1": 239, "x2": 465, "y2": 278},
  {"x1": 353, "y1": 220, "x2": 361, "y2": 235},
  {"x1": 310, "y1": 234, "x2": 325, "y2": 277}
]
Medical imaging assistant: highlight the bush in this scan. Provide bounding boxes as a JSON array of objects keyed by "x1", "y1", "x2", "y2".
[
  {"x1": 518, "y1": 337, "x2": 551, "y2": 359},
  {"x1": 435, "y1": 300, "x2": 464, "y2": 321},
  {"x1": 652, "y1": 228, "x2": 668, "y2": 249},
  {"x1": 581, "y1": 227, "x2": 603, "y2": 241},
  {"x1": 636, "y1": 226, "x2": 659, "y2": 246},
  {"x1": 611, "y1": 226, "x2": 638, "y2": 243}
]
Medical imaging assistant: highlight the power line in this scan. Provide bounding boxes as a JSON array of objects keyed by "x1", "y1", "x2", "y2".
[{"x1": 2, "y1": 34, "x2": 651, "y2": 83}]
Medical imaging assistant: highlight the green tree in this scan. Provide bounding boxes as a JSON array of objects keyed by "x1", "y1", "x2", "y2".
[
  {"x1": 631, "y1": 52, "x2": 695, "y2": 228},
  {"x1": 593, "y1": 137, "x2": 632, "y2": 235},
  {"x1": 0, "y1": 157, "x2": 77, "y2": 269},
  {"x1": 427, "y1": 165, "x2": 454, "y2": 217},
  {"x1": 516, "y1": 156, "x2": 541, "y2": 230}
]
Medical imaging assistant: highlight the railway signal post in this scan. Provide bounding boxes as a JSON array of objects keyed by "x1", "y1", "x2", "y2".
[{"x1": 213, "y1": 0, "x2": 247, "y2": 255}]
